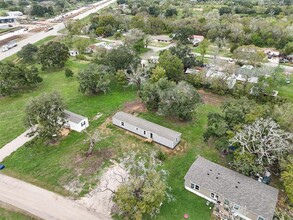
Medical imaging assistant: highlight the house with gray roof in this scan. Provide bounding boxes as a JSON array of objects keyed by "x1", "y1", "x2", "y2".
[
  {"x1": 112, "y1": 112, "x2": 181, "y2": 149},
  {"x1": 184, "y1": 157, "x2": 279, "y2": 220},
  {"x1": 64, "y1": 110, "x2": 89, "y2": 132}
]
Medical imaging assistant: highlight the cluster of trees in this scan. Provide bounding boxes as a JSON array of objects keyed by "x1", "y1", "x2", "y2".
[
  {"x1": 89, "y1": 14, "x2": 121, "y2": 37},
  {"x1": 0, "y1": 62, "x2": 42, "y2": 96},
  {"x1": 204, "y1": 97, "x2": 293, "y2": 203},
  {"x1": 140, "y1": 79, "x2": 201, "y2": 120},
  {"x1": 31, "y1": 4, "x2": 54, "y2": 17},
  {"x1": 113, "y1": 151, "x2": 173, "y2": 220},
  {"x1": 17, "y1": 42, "x2": 69, "y2": 70},
  {"x1": 103, "y1": 0, "x2": 293, "y2": 52}
]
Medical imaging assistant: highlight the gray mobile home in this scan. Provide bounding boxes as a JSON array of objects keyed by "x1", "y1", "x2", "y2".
[
  {"x1": 184, "y1": 156, "x2": 279, "y2": 220},
  {"x1": 112, "y1": 112, "x2": 181, "y2": 149}
]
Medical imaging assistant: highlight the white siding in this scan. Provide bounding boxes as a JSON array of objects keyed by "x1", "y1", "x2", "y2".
[
  {"x1": 113, "y1": 117, "x2": 180, "y2": 148},
  {"x1": 67, "y1": 118, "x2": 89, "y2": 132}
]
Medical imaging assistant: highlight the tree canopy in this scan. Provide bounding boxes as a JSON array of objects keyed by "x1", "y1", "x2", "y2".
[
  {"x1": 24, "y1": 92, "x2": 66, "y2": 143},
  {"x1": 38, "y1": 41, "x2": 69, "y2": 69},
  {"x1": 17, "y1": 43, "x2": 38, "y2": 63}
]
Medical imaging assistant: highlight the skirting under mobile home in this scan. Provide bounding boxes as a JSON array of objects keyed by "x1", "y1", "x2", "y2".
[{"x1": 112, "y1": 112, "x2": 181, "y2": 149}]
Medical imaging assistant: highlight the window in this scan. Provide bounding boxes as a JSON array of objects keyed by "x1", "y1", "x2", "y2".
[
  {"x1": 224, "y1": 199, "x2": 229, "y2": 205},
  {"x1": 143, "y1": 131, "x2": 146, "y2": 135},
  {"x1": 257, "y1": 217, "x2": 265, "y2": 220},
  {"x1": 150, "y1": 133, "x2": 153, "y2": 139},
  {"x1": 121, "y1": 122, "x2": 124, "y2": 126},
  {"x1": 233, "y1": 204, "x2": 240, "y2": 211},
  {"x1": 190, "y1": 183, "x2": 200, "y2": 190},
  {"x1": 136, "y1": 127, "x2": 138, "y2": 131},
  {"x1": 210, "y1": 193, "x2": 219, "y2": 201},
  {"x1": 81, "y1": 121, "x2": 86, "y2": 126}
]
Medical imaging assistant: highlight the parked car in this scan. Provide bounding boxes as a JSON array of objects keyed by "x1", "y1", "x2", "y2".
[{"x1": 0, "y1": 164, "x2": 5, "y2": 170}]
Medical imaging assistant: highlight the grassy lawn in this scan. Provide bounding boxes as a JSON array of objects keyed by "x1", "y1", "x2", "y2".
[
  {"x1": 0, "y1": 206, "x2": 35, "y2": 220},
  {"x1": 1, "y1": 53, "x2": 223, "y2": 219}
]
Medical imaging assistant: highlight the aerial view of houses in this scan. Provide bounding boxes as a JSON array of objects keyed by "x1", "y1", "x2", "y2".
[{"x1": 0, "y1": 0, "x2": 292, "y2": 220}]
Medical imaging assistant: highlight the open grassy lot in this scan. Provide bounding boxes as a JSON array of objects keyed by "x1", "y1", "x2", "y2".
[
  {"x1": 0, "y1": 206, "x2": 35, "y2": 220},
  {"x1": 0, "y1": 53, "x2": 225, "y2": 219}
]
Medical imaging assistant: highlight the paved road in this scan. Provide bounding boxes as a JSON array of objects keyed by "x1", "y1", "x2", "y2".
[
  {"x1": 0, "y1": 127, "x2": 36, "y2": 162},
  {"x1": 0, "y1": 174, "x2": 109, "y2": 220},
  {"x1": 0, "y1": 0, "x2": 116, "y2": 61}
]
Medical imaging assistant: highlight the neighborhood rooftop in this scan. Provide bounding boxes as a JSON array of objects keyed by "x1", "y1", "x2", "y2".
[
  {"x1": 184, "y1": 157, "x2": 279, "y2": 220},
  {"x1": 64, "y1": 109, "x2": 87, "y2": 124},
  {"x1": 113, "y1": 112, "x2": 181, "y2": 141}
]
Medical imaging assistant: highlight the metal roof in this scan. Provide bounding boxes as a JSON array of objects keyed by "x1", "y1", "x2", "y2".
[
  {"x1": 184, "y1": 157, "x2": 279, "y2": 220},
  {"x1": 64, "y1": 110, "x2": 87, "y2": 124},
  {"x1": 113, "y1": 112, "x2": 181, "y2": 141}
]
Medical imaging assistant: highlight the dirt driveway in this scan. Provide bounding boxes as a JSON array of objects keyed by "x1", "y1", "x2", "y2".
[{"x1": 0, "y1": 174, "x2": 109, "y2": 220}]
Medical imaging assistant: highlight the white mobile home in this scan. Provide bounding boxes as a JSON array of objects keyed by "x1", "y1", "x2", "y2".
[
  {"x1": 112, "y1": 112, "x2": 181, "y2": 149},
  {"x1": 64, "y1": 110, "x2": 89, "y2": 132}
]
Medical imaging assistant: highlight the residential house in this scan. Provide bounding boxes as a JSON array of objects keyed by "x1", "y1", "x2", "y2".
[
  {"x1": 64, "y1": 110, "x2": 89, "y2": 132},
  {"x1": 184, "y1": 156, "x2": 279, "y2": 220},
  {"x1": 0, "y1": 16, "x2": 16, "y2": 23},
  {"x1": 112, "y1": 112, "x2": 181, "y2": 149},
  {"x1": 153, "y1": 35, "x2": 173, "y2": 43}
]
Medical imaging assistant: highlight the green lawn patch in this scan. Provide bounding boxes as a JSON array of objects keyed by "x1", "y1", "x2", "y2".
[{"x1": 0, "y1": 206, "x2": 35, "y2": 220}]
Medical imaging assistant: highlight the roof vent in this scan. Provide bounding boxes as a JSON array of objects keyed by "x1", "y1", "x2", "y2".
[
  {"x1": 210, "y1": 169, "x2": 212, "y2": 171},
  {"x1": 238, "y1": 181, "x2": 240, "y2": 184},
  {"x1": 218, "y1": 173, "x2": 220, "y2": 175},
  {"x1": 207, "y1": 173, "x2": 210, "y2": 175},
  {"x1": 216, "y1": 177, "x2": 219, "y2": 179},
  {"x1": 235, "y1": 186, "x2": 238, "y2": 188}
]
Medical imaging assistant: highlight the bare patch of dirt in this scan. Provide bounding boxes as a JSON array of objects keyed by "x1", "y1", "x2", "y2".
[
  {"x1": 123, "y1": 100, "x2": 146, "y2": 114},
  {"x1": 99, "y1": 118, "x2": 112, "y2": 135},
  {"x1": 160, "y1": 140, "x2": 188, "y2": 156},
  {"x1": 72, "y1": 148, "x2": 115, "y2": 177},
  {"x1": 197, "y1": 89, "x2": 227, "y2": 105}
]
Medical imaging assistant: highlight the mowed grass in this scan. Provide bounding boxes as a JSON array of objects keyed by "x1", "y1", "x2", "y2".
[
  {"x1": 0, "y1": 59, "x2": 137, "y2": 194},
  {"x1": 1, "y1": 54, "x2": 224, "y2": 219},
  {"x1": 0, "y1": 207, "x2": 35, "y2": 220}
]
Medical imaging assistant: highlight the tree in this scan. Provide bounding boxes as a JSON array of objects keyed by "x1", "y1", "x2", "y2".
[
  {"x1": 17, "y1": 43, "x2": 38, "y2": 63},
  {"x1": 158, "y1": 81, "x2": 202, "y2": 120},
  {"x1": 0, "y1": 62, "x2": 42, "y2": 96},
  {"x1": 83, "y1": 130, "x2": 100, "y2": 156},
  {"x1": 231, "y1": 150, "x2": 264, "y2": 176},
  {"x1": 165, "y1": 8, "x2": 178, "y2": 17},
  {"x1": 78, "y1": 64, "x2": 111, "y2": 95},
  {"x1": 173, "y1": 26, "x2": 195, "y2": 44},
  {"x1": 140, "y1": 78, "x2": 174, "y2": 111},
  {"x1": 102, "y1": 46, "x2": 137, "y2": 72},
  {"x1": 230, "y1": 118, "x2": 293, "y2": 166},
  {"x1": 24, "y1": 92, "x2": 66, "y2": 143},
  {"x1": 124, "y1": 29, "x2": 146, "y2": 53},
  {"x1": 281, "y1": 155, "x2": 293, "y2": 204},
  {"x1": 38, "y1": 42, "x2": 69, "y2": 69},
  {"x1": 65, "y1": 68, "x2": 74, "y2": 77},
  {"x1": 283, "y1": 42, "x2": 293, "y2": 55},
  {"x1": 114, "y1": 151, "x2": 173, "y2": 220},
  {"x1": 74, "y1": 38, "x2": 91, "y2": 54},
  {"x1": 124, "y1": 64, "x2": 148, "y2": 90},
  {"x1": 158, "y1": 50, "x2": 184, "y2": 82},
  {"x1": 151, "y1": 66, "x2": 166, "y2": 82},
  {"x1": 169, "y1": 44, "x2": 196, "y2": 70},
  {"x1": 272, "y1": 103, "x2": 293, "y2": 132},
  {"x1": 233, "y1": 45, "x2": 266, "y2": 66},
  {"x1": 198, "y1": 39, "x2": 209, "y2": 61}
]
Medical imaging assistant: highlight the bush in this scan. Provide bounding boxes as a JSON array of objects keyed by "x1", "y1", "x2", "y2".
[
  {"x1": 157, "y1": 151, "x2": 167, "y2": 161},
  {"x1": 65, "y1": 68, "x2": 74, "y2": 77},
  {"x1": 76, "y1": 54, "x2": 88, "y2": 61}
]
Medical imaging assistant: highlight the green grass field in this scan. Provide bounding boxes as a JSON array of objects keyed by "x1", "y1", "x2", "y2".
[
  {"x1": 0, "y1": 207, "x2": 35, "y2": 220},
  {"x1": 0, "y1": 53, "x2": 224, "y2": 219}
]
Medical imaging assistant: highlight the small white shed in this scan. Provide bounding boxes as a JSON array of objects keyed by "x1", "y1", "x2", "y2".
[
  {"x1": 112, "y1": 112, "x2": 181, "y2": 149},
  {"x1": 69, "y1": 50, "x2": 79, "y2": 57},
  {"x1": 64, "y1": 110, "x2": 89, "y2": 132}
]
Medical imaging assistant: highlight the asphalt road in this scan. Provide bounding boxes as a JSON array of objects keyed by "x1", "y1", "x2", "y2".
[
  {"x1": 0, "y1": 174, "x2": 109, "y2": 220},
  {"x1": 0, "y1": 0, "x2": 116, "y2": 61}
]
